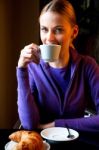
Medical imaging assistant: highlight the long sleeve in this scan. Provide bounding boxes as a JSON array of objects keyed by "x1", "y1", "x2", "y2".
[
  {"x1": 55, "y1": 115, "x2": 99, "y2": 132},
  {"x1": 16, "y1": 67, "x2": 40, "y2": 130}
]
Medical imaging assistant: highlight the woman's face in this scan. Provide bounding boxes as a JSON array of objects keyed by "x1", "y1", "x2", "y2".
[{"x1": 39, "y1": 11, "x2": 78, "y2": 57}]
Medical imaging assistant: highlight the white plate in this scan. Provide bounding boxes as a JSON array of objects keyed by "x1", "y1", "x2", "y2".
[
  {"x1": 5, "y1": 140, "x2": 50, "y2": 150},
  {"x1": 41, "y1": 127, "x2": 79, "y2": 142}
]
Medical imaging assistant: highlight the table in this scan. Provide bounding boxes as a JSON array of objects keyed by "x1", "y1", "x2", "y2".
[
  {"x1": 48, "y1": 131, "x2": 99, "y2": 150},
  {"x1": 0, "y1": 129, "x2": 99, "y2": 150}
]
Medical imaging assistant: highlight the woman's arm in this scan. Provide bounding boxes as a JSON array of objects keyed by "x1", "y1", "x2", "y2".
[
  {"x1": 38, "y1": 115, "x2": 99, "y2": 133},
  {"x1": 16, "y1": 43, "x2": 41, "y2": 130},
  {"x1": 16, "y1": 67, "x2": 40, "y2": 130}
]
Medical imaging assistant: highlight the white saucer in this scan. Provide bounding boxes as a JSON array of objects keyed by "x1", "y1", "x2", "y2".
[
  {"x1": 5, "y1": 140, "x2": 50, "y2": 150},
  {"x1": 5, "y1": 141, "x2": 17, "y2": 150},
  {"x1": 41, "y1": 127, "x2": 79, "y2": 142}
]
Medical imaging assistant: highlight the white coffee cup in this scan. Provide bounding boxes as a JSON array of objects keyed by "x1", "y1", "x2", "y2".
[{"x1": 39, "y1": 44, "x2": 61, "y2": 62}]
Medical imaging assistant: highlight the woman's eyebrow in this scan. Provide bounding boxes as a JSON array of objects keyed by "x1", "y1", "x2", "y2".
[
  {"x1": 40, "y1": 26, "x2": 47, "y2": 29},
  {"x1": 54, "y1": 25, "x2": 64, "y2": 28}
]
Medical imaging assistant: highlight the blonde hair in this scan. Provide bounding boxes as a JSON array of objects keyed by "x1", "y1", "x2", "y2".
[{"x1": 39, "y1": 0, "x2": 77, "y2": 27}]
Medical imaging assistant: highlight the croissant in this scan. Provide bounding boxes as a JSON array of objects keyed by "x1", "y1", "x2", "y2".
[
  {"x1": 9, "y1": 130, "x2": 23, "y2": 142},
  {"x1": 9, "y1": 130, "x2": 44, "y2": 150}
]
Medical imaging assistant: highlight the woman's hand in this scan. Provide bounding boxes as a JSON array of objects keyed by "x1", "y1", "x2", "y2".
[
  {"x1": 18, "y1": 43, "x2": 40, "y2": 68},
  {"x1": 38, "y1": 122, "x2": 55, "y2": 130}
]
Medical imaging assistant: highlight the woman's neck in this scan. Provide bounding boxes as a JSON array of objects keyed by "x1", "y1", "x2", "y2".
[{"x1": 48, "y1": 51, "x2": 70, "y2": 68}]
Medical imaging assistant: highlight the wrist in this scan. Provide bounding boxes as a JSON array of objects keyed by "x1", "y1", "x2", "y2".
[{"x1": 18, "y1": 60, "x2": 27, "y2": 68}]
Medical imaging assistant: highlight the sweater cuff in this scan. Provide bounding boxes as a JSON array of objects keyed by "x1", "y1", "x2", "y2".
[{"x1": 16, "y1": 67, "x2": 28, "y2": 78}]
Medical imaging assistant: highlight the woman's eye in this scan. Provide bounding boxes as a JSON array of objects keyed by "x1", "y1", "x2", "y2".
[
  {"x1": 40, "y1": 27, "x2": 48, "y2": 33},
  {"x1": 55, "y1": 28, "x2": 64, "y2": 34}
]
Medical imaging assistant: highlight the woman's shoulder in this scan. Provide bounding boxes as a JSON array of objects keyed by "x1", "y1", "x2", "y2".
[
  {"x1": 79, "y1": 54, "x2": 99, "y2": 76},
  {"x1": 71, "y1": 48, "x2": 98, "y2": 67},
  {"x1": 71, "y1": 48, "x2": 99, "y2": 73},
  {"x1": 81, "y1": 54, "x2": 97, "y2": 64},
  {"x1": 80, "y1": 54, "x2": 98, "y2": 68}
]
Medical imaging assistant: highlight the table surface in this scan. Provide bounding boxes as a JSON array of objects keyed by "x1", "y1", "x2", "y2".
[{"x1": 0, "y1": 129, "x2": 99, "y2": 150}]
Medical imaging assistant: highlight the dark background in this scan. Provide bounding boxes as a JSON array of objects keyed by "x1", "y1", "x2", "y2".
[{"x1": 0, "y1": 0, "x2": 39, "y2": 128}]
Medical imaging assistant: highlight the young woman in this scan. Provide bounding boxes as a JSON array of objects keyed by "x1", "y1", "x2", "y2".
[{"x1": 17, "y1": 0, "x2": 99, "y2": 132}]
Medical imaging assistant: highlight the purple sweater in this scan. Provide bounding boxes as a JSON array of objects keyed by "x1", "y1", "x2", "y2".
[{"x1": 16, "y1": 48, "x2": 99, "y2": 132}]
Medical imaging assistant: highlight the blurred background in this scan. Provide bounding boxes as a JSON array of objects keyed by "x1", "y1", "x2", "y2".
[
  {"x1": 0, "y1": 0, "x2": 99, "y2": 128},
  {"x1": 0, "y1": 0, "x2": 39, "y2": 128}
]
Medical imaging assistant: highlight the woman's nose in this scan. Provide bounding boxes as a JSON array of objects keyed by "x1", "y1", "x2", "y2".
[{"x1": 46, "y1": 31, "x2": 55, "y2": 43}]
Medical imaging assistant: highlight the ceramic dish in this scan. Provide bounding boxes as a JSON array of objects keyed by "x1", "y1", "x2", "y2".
[
  {"x1": 41, "y1": 127, "x2": 79, "y2": 143},
  {"x1": 5, "y1": 140, "x2": 50, "y2": 150}
]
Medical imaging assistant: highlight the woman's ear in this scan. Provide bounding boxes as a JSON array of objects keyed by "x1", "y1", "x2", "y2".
[{"x1": 71, "y1": 25, "x2": 79, "y2": 40}]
